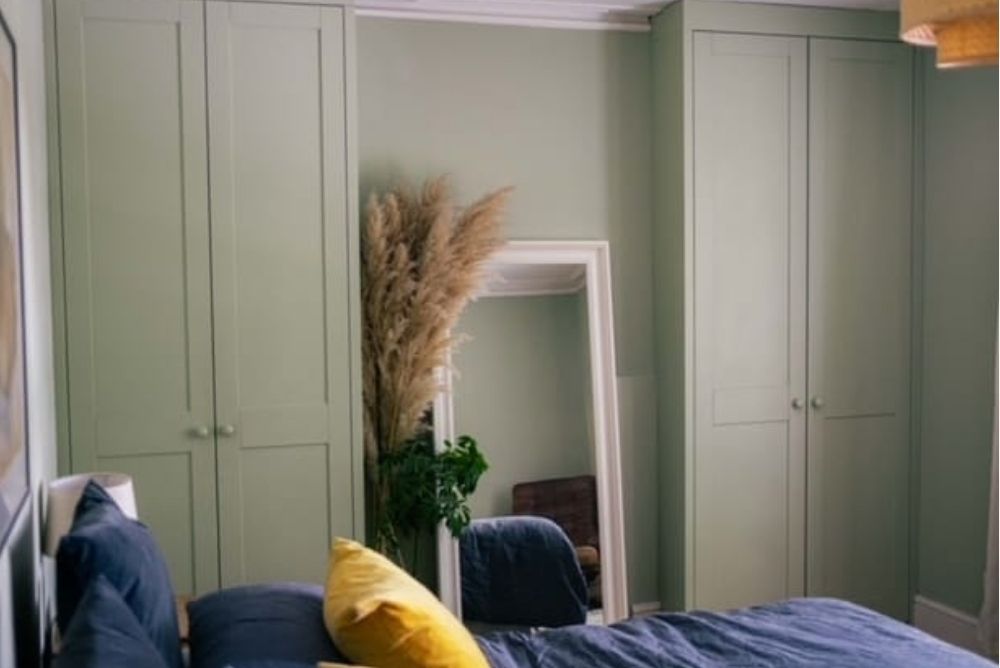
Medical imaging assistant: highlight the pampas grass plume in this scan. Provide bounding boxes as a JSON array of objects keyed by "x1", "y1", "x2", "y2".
[{"x1": 362, "y1": 177, "x2": 511, "y2": 486}]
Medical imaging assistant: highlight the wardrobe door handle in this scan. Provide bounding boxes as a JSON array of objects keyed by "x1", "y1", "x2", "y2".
[
  {"x1": 190, "y1": 425, "x2": 211, "y2": 439},
  {"x1": 791, "y1": 397, "x2": 804, "y2": 410},
  {"x1": 217, "y1": 424, "x2": 237, "y2": 437},
  {"x1": 811, "y1": 397, "x2": 825, "y2": 410}
]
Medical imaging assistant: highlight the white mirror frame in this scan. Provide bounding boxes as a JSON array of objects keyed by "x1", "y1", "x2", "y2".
[{"x1": 435, "y1": 240, "x2": 630, "y2": 624}]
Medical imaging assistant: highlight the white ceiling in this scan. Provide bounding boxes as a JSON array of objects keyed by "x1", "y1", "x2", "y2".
[{"x1": 356, "y1": 0, "x2": 900, "y2": 30}]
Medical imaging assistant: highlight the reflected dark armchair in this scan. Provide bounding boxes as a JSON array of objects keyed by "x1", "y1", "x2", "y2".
[
  {"x1": 459, "y1": 516, "x2": 588, "y2": 631},
  {"x1": 512, "y1": 475, "x2": 601, "y2": 607}
]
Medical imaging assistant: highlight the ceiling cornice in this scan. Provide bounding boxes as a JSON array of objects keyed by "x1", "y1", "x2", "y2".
[
  {"x1": 355, "y1": 0, "x2": 669, "y2": 32},
  {"x1": 355, "y1": 0, "x2": 901, "y2": 30}
]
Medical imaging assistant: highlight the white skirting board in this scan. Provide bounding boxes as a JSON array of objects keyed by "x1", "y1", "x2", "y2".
[
  {"x1": 913, "y1": 595, "x2": 987, "y2": 656},
  {"x1": 631, "y1": 601, "x2": 661, "y2": 617}
]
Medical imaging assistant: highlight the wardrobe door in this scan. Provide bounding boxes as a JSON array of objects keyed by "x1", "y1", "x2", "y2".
[
  {"x1": 207, "y1": 2, "x2": 357, "y2": 586},
  {"x1": 807, "y1": 39, "x2": 913, "y2": 620},
  {"x1": 55, "y1": 0, "x2": 218, "y2": 594},
  {"x1": 692, "y1": 32, "x2": 808, "y2": 610}
]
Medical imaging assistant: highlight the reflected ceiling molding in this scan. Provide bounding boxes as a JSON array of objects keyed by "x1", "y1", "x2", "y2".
[{"x1": 480, "y1": 261, "x2": 587, "y2": 298}]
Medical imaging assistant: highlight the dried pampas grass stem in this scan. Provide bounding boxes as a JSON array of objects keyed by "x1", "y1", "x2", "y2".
[{"x1": 361, "y1": 176, "x2": 510, "y2": 554}]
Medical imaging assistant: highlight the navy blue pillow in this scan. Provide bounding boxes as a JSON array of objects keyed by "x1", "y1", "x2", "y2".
[
  {"x1": 188, "y1": 582, "x2": 349, "y2": 668},
  {"x1": 54, "y1": 575, "x2": 169, "y2": 668},
  {"x1": 56, "y1": 480, "x2": 182, "y2": 668}
]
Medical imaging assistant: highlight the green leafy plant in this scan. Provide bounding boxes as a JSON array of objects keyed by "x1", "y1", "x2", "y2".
[{"x1": 377, "y1": 431, "x2": 488, "y2": 565}]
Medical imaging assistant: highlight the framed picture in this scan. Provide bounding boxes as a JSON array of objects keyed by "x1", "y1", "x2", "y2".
[{"x1": 0, "y1": 10, "x2": 26, "y2": 552}]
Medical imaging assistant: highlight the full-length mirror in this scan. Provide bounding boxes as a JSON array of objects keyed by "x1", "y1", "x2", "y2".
[{"x1": 435, "y1": 241, "x2": 628, "y2": 628}]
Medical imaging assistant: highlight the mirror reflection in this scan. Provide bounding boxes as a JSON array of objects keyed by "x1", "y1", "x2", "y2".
[{"x1": 450, "y1": 252, "x2": 620, "y2": 632}]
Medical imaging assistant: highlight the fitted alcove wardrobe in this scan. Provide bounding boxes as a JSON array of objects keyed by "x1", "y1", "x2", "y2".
[
  {"x1": 47, "y1": 0, "x2": 362, "y2": 595},
  {"x1": 653, "y1": 2, "x2": 914, "y2": 621}
]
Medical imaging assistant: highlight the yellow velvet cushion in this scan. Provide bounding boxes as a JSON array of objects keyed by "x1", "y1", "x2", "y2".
[{"x1": 323, "y1": 538, "x2": 489, "y2": 668}]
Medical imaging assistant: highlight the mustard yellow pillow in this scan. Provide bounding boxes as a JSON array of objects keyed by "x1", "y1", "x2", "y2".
[{"x1": 323, "y1": 538, "x2": 489, "y2": 668}]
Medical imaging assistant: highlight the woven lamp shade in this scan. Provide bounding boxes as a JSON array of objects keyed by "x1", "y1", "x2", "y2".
[{"x1": 901, "y1": 0, "x2": 999, "y2": 68}]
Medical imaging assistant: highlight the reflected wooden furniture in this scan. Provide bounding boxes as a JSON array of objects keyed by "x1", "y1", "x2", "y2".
[{"x1": 512, "y1": 475, "x2": 601, "y2": 606}]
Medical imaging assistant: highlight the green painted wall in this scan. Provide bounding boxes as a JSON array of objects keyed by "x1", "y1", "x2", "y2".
[
  {"x1": 357, "y1": 18, "x2": 660, "y2": 604},
  {"x1": 650, "y1": 4, "x2": 687, "y2": 612},
  {"x1": 0, "y1": 0, "x2": 57, "y2": 665},
  {"x1": 453, "y1": 294, "x2": 593, "y2": 519},
  {"x1": 917, "y1": 53, "x2": 998, "y2": 617}
]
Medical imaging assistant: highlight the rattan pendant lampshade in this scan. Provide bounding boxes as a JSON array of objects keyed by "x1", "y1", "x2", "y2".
[{"x1": 901, "y1": 0, "x2": 999, "y2": 68}]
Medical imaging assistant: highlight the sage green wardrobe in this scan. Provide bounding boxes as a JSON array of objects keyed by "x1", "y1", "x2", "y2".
[
  {"x1": 47, "y1": 0, "x2": 362, "y2": 595},
  {"x1": 653, "y1": 1, "x2": 914, "y2": 621}
]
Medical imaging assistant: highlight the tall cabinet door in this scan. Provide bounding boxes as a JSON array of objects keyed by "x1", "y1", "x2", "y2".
[
  {"x1": 55, "y1": 0, "x2": 218, "y2": 595},
  {"x1": 692, "y1": 32, "x2": 808, "y2": 610},
  {"x1": 807, "y1": 39, "x2": 913, "y2": 620},
  {"x1": 206, "y1": 2, "x2": 358, "y2": 586}
]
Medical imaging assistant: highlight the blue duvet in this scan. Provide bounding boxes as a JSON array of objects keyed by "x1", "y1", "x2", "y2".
[{"x1": 477, "y1": 598, "x2": 994, "y2": 667}]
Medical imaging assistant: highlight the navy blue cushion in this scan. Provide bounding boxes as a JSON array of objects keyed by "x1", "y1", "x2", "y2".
[
  {"x1": 56, "y1": 480, "x2": 182, "y2": 668},
  {"x1": 460, "y1": 516, "x2": 588, "y2": 628},
  {"x1": 188, "y1": 582, "x2": 349, "y2": 668},
  {"x1": 54, "y1": 575, "x2": 169, "y2": 668}
]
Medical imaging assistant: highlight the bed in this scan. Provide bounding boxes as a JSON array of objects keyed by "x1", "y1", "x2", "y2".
[
  {"x1": 458, "y1": 517, "x2": 991, "y2": 667},
  {"x1": 179, "y1": 583, "x2": 994, "y2": 668},
  {"x1": 478, "y1": 598, "x2": 993, "y2": 668},
  {"x1": 53, "y1": 484, "x2": 993, "y2": 668}
]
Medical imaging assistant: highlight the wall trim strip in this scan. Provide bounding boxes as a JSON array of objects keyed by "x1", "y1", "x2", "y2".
[{"x1": 913, "y1": 595, "x2": 985, "y2": 656}]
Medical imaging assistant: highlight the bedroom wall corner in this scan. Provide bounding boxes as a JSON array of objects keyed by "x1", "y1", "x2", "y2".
[
  {"x1": 916, "y1": 50, "x2": 999, "y2": 624},
  {"x1": 650, "y1": 2, "x2": 688, "y2": 612},
  {"x1": 0, "y1": 0, "x2": 56, "y2": 665}
]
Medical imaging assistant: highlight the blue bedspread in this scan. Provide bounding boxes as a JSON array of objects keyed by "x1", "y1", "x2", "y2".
[
  {"x1": 477, "y1": 598, "x2": 994, "y2": 667},
  {"x1": 461, "y1": 516, "x2": 588, "y2": 628}
]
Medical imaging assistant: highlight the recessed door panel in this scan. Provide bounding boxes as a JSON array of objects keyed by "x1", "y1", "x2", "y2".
[
  {"x1": 56, "y1": 0, "x2": 217, "y2": 595},
  {"x1": 807, "y1": 38, "x2": 912, "y2": 620},
  {"x1": 692, "y1": 32, "x2": 808, "y2": 610},
  {"x1": 207, "y1": 2, "x2": 356, "y2": 585},
  {"x1": 99, "y1": 453, "x2": 197, "y2": 593},
  {"x1": 238, "y1": 444, "x2": 331, "y2": 583}
]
